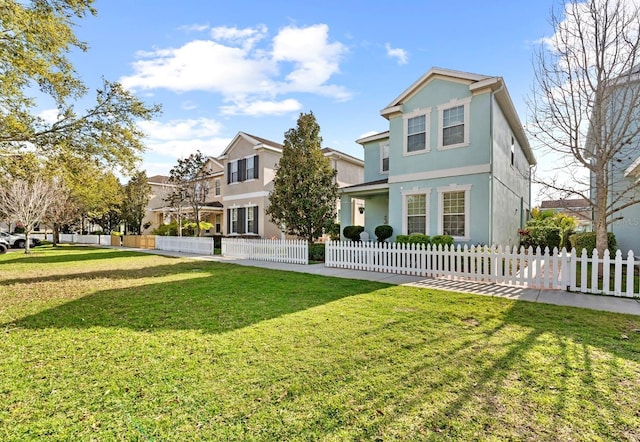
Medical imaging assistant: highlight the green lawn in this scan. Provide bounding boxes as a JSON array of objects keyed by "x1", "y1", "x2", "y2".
[{"x1": 1, "y1": 246, "x2": 639, "y2": 441}]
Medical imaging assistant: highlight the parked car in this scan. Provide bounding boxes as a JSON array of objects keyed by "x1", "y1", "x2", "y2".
[
  {"x1": 0, "y1": 231, "x2": 39, "y2": 248},
  {"x1": 0, "y1": 237, "x2": 8, "y2": 254}
]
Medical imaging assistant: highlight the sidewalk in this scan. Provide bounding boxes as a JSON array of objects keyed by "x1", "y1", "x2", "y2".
[{"x1": 120, "y1": 246, "x2": 640, "y2": 316}]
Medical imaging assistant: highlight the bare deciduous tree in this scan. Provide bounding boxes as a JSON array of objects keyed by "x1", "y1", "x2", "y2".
[
  {"x1": 0, "y1": 178, "x2": 57, "y2": 253},
  {"x1": 529, "y1": 0, "x2": 640, "y2": 253}
]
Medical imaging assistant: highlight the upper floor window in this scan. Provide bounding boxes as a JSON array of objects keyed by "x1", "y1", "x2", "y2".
[
  {"x1": 214, "y1": 178, "x2": 221, "y2": 196},
  {"x1": 380, "y1": 143, "x2": 389, "y2": 173},
  {"x1": 228, "y1": 155, "x2": 259, "y2": 184},
  {"x1": 229, "y1": 161, "x2": 238, "y2": 183},
  {"x1": 437, "y1": 97, "x2": 471, "y2": 150},
  {"x1": 510, "y1": 136, "x2": 515, "y2": 166},
  {"x1": 403, "y1": 108, "x2": 431, "y2": 155}
]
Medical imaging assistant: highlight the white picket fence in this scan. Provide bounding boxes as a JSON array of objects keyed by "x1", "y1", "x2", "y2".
[
  {"x1": 222, "y1": 238, "x2": 308, "y2": 265},
  {"x1": 325, "y1": 241, "x2": 640, "y2": 298},
  {"x1": 49, "y1": 233, "x2": 112, "y2": 245},
  {"x1": 155, "y1": 236, "x2": 215, "y2": 255}
]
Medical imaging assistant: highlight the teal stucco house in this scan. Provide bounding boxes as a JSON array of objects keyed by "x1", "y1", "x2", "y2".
[{"x1": 340, "y1": 67, "x2": 536, "y2": 247}]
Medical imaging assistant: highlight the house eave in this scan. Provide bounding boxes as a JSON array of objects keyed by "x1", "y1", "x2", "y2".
[{"x1": 356, "y1": 131, "x2": 390, "y2": 145}]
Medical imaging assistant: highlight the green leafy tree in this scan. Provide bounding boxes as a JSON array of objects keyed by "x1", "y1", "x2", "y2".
[
  {"x1": 267, "y1": 112, "x2": 339, "y2": 243},
  {"x1": 121, "y1": 170, "x2": 151, "y2": 234},
  {"x1": 0, "y1": 1, "x2": 161, "y2": 174},
  {"x1": 167, "y1": 151, "x2": 209, "y2": 236}
]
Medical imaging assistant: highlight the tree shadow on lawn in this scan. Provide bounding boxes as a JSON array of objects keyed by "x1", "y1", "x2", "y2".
[
  {"x1": 3, "y1": 261, "x2": 390, "y2": 335},
  {"x1": 0, "y1": 246, "x2": 156, "y2": 265},
  {"x1": 346, "y1": 296, "x2": 640, "y2": 439}
]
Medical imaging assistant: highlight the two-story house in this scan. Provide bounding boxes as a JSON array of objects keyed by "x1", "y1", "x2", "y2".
[
  {"x1": 216, "y1": 132, "x2": 365, "y2": 239},
  {"x1": 341, "y1": 67, "x2": 536, "y2": 246}
]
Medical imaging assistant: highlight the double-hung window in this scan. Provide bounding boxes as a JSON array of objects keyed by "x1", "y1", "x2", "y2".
[
  {"x1": 227, "y1": 155, "x2": 259, "y2": 184},
  {"x1": 437, "y1": 184, "x2": 471, "y2": 240},
  {"x1": 380, "y1": 143, "x2": 389, "y2": 173},
  {"x1": 403, "y1": 189, "x2": 431, "y2": 235},
  {"x1": 403, "y1": 108, "x2": 431, "y2": 154},
  {"x1": 437, "y1": 97, "x2": 471, "y2": 149},
  {"x1": 214, "y1": 179, "x2": 221, "y2": 196},
  {"x1": 227, "y1": 206, "x2": 259, "y2": 235}
]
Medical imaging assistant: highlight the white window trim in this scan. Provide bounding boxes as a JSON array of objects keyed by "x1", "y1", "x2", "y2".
[
  {"x1": 401, "y1": 188, "x2": 431, "y2": 235},
  {"x1": 437, "y1": 184, "x2": 471, "y2": 241},
  {"x1": 403, "y1": 108, "x2": 431, "y2": 156},
  {"x1": 380, "y1": 142, "x2": 390, "y2": 174},
  {"x1": 437, "y1": 97, "x2": 471, "y2": 150}
]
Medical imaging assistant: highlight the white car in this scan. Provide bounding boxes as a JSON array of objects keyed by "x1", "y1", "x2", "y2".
[
  {"x1": 0, "y1": 231, "x2": 38, "y2": 249},
  {"x1": 0, "y1": 238, "x2": 8, "y2": 254}
]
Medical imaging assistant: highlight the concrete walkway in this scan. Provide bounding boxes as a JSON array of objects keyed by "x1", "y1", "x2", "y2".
[{"x1": 120, "y1": 247, "x2": 640, "y2": 316}]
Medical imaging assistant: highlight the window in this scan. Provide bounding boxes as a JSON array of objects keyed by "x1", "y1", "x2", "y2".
[
  {"x1": 442, "y1": 106, "x2": 464, "y2": 146},
  {"x1": 403, "y1": 108, "x2": 431, "y2": 154},
  {"x1": 229, "y1": 161, "x2": 238, "y2": 183},
  {"x1": 380, "y1": 143, "x2": 389, "y2": 172},
  {"x1": 407, "y1": 115, "x2": 426, "y2": 152},
  {"x1": 215, "y1": 179, "x2": 220, "y2": 196},
  {"x1": 510, "y1": 136, "x2": 515, "y2": 166},
  {"x1": 246, "y1": 156, "x2": 254, "y2": 180},
  {"x1": 437, "y1": 98, "x2": 470, "y2": 149},
  {"x1": 227, "y1": 155, "x2": 259, "y2": 184},
  {"x1": 231, "y1": 208, "x2": 238, "y2": 233},
  {"x1": 227, "y1": 206, "x2": 259, "y2": 235},
  {"x1": 402, "y1": 189, "x2": 431, "y2": 235},
  {"x1": 247, "y1": 206, "x2": 255, "y2": 234},
  {"x1": 437, "y1": 184, "x2": 471, "y2": 240},
  {"x1": 442, "y1": 191, "x2": 465, "y2": 236},
  {"x1": 215, "y1": 214, "x2": 221, "y2": 233}
]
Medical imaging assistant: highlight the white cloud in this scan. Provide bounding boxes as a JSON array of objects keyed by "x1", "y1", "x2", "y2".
[
  {"x1": 272, "y1": 24, "x2": 350, "y2": 98},
  {"x1": 210, "y1": 24, "x2": 268, "y2": 50},
  {"x1": 178, "y1": 23, "x2": 209, "y2": 33},
  {"x1": 120, "y1": 23, "x2": 350, "y2": 116},
  {"x1": 220, "y1": 98, "x2": 302, "y2": 116},
  {"x1": 120, "y1": 39, "x2": 277, "y2": 96},
  {"x1": 385, "y1": 43, "x2": 408, "y2": 65},
  {"x1": 138, "y1": 118, "x2": 230, "y2": 158},
  {"x1": 38, "y1": 108, "x2": 61, "y2": 124}
]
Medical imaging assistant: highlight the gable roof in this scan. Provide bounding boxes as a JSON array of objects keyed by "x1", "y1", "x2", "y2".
[
  {"x1": 322, "y1": 147, "x2": 364, "y2": 166},
  {"x1": 380, "y1": 66, "x2": 536, "y2": 166},
  {"x1": 219, "y1": 131, "x2": 283, "y2": 158},
  {"x1": 147, "y1": 175, "x2": 169, "y2": 184}
]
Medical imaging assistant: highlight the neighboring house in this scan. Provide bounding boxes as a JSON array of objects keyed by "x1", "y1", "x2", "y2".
[
  {"x1": 341, "y1": 67, "x2": 536, "y2": 246},
  {"x1": 540, "y1": 199, "x2": 592, "y2": 232},
  {"x1": 142, "y1": 158, "x2": 225, "y2": 236},
  {"x1": 216, "y1": 132, "x2": 364, "y2": 238}
]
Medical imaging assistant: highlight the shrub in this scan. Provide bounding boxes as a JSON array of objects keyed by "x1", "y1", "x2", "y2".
[
  {"x1": 374, "y1": 225, "x2": 393, "y2": 242},
  {"x1": 408, "y1": 233, "x2": 430, "y2": 246},
  {"x1": 396, "y1": 235, "x2": 409, "y2": 244},
  {"x1": 343, "y1": 225, "x2": 364, "y2": 241},
  {"x1": 152, "y1": 222, "x2": 180, "y2": 236},
  {"x1": 308, "y1": 243, "x2": 325, "y2": 262},
  {"x1": 569, "y1": 232, "x2": 617, "y2": 257},
  {"x1": 326, "y1": 223, "x2": 340, "y2": 241},
  {"x1": 519, "y1": 225, "x2": 561, "y2": 250},
  {"x1": 430, "y1": 235, "x2": 454, "y2": 247}
]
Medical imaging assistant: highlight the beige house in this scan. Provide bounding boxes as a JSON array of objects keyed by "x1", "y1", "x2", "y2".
[{"x1": 144, "y1": 131, "x2": 364, "y2": 238}]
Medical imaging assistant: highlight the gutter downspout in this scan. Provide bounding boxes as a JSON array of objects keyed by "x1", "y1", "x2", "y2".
[{"x1": 488, "y1": 89, "x2": 495, "y2": 246}]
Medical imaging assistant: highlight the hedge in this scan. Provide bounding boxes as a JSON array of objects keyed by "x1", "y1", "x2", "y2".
[{"x1": 569, "y1": 232, "x2": 617, "y2": 257}]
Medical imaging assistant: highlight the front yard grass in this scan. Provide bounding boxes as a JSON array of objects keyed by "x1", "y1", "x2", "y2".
[{"x1": 1, "y1": 245, "x2": 639, "y2": 440}]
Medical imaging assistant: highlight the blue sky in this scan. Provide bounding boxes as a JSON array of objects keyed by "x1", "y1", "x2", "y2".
[{"x1": 61, "y1": 0, "x2": 557, "y2": 199}]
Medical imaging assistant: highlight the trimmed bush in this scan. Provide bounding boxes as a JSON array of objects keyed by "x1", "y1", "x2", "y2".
[
  {"x1": 430, "y1": 235, "x2": 454, "y2": 247},
  {"x1": 407, "y1": 233, "x2": 430, "y2": 245},
  {"x1": 343, "y1": 225, "x2": 364, "y2": 241},
  {"x1": 519, "y1": 225, "x2": 562, "y2": 250},
  {"x1": 396, "y1": 235, "x2": 409, "y2": 244},
  {"x1": 308, "y1": 243, "x2": 325, "y2": 262},
  {"x1": 569, "y1": 232, "x2": 617, "y2": 257},
  {"x1": 374, "y1": 225, "x2": 393, "y2": 242}
]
